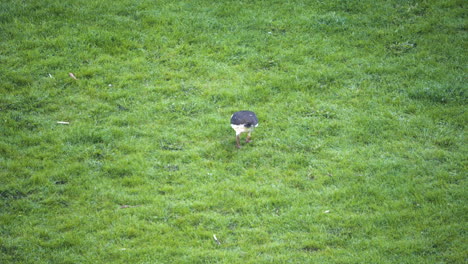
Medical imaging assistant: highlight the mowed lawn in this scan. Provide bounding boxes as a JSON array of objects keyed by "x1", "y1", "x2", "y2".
[{"x1": 0, "y1": 0, "x2": 466, "y2": 263}]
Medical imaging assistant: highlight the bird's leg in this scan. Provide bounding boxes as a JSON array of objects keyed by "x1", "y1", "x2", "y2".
[
  {"x1": 236, "y1": 134, "x2": 241, "y2": 148},
  {"x1": 246, "y1": 132, "x2": 252, "y2": 143}
]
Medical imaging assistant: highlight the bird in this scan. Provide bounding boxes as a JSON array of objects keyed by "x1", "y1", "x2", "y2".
[{"x1": 230, "y1": 111, "x2": 259, "y2": 148}]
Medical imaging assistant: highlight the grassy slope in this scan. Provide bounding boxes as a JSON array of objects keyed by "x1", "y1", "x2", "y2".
[{"x1": 0, "y1": 0, "x2": 466, "y2": 263}]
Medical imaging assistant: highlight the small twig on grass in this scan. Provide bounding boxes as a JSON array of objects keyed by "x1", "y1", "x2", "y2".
[
  {"x1": 120, "y1": 205, "x2": 142, "y2": 209},
  {"x1": 57, "y1": 121, "x2": 70, "y2": 125},
  {"x1": 213, "y1": 234, "x2": 221, "y2": 245}
]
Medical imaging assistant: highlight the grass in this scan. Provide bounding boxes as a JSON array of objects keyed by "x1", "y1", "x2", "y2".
[{"x1": 0, "y1": 0, "x2": 466, "y2": 263}]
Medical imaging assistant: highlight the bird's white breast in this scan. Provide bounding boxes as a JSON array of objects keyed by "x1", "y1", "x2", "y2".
[{"x1": 231, "y1": 124, "x2": 258, "y2": 135}]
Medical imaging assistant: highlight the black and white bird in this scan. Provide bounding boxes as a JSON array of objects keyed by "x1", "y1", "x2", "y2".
[{"x1": 230, "y1": 111, "x2": 259, "y2": 148}]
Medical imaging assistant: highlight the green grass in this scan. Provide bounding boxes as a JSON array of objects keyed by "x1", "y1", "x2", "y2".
[{"x1": 0, "y1": 0, "x2": 466, "y2": 263}]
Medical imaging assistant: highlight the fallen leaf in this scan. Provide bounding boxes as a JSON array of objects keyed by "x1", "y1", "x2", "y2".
[
  {"x1": 69, "y1": 72, "x2": 78, "y2": 80},
  {"x1": 213, "y1": 234, "x2": 221, "y2": 245}
]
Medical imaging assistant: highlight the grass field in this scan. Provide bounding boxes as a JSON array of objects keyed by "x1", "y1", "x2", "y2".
[{"x1": 0, "y1": 0, "x2": 466, "y2": 263}]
